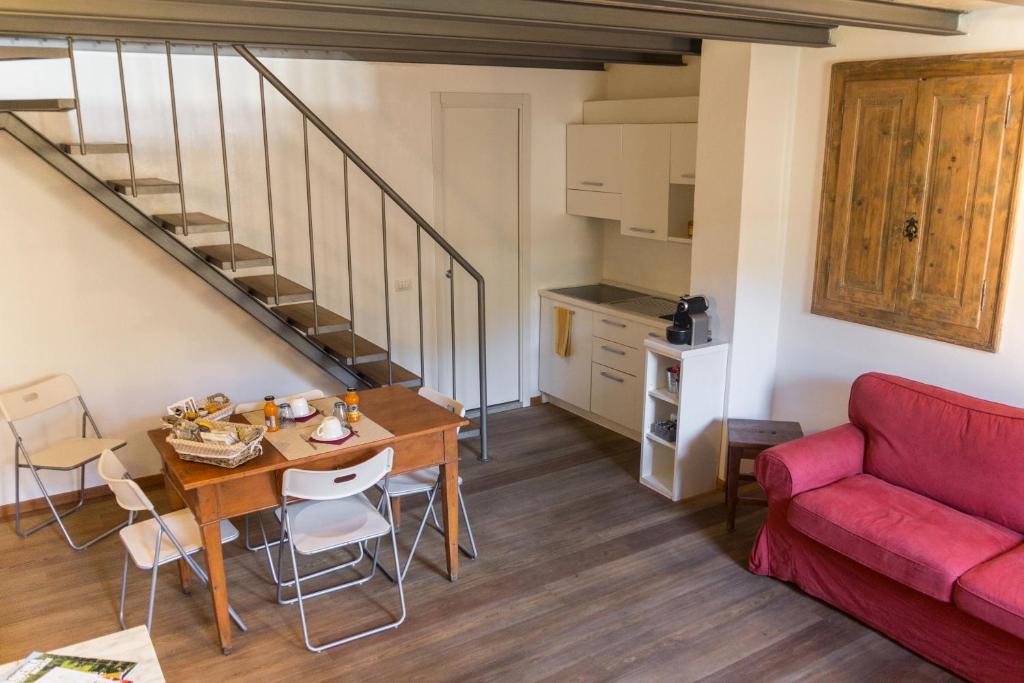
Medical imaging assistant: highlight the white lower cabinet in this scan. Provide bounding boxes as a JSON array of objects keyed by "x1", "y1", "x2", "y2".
[
  {"x1": 590, "y1": 363, "x2": 642, "y2": 432},
  {"x1": 539, "y1": 298, "x2": 593, "y2": 409}
]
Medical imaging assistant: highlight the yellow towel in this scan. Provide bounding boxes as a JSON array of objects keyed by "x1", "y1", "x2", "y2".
[{"x1": 554, "y1": 306, "x2": 572, "y2": 357}]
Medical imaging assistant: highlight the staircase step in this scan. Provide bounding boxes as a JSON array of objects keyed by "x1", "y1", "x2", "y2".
[
  {"x1": 0, "y1": 46, "x2": 69, "y2": 61},
  {"x1": 153, "y1": 212, "x2": 229, "y2": 235},
  {"x1": 314, "y1": 331, "x2": 389, "y2": 365},
  {"x1": 0, "y1": 98, "x2": 75, "y2": 112},
  {"x1": 195, "y1": 243, "x2": 273, "y2": 270},
  {"x1": 273, "y1": 303, "x2": 351, "y2": 335},
  {"x1": 353, "y1": 359, "x2": 421, "y2": 388},
  {"x1": 235, "y1": 274, "x2": 311, "y2": 304},
  {"x1": 106, "y1": 177, "x2": 180, "y2": 195},
  {"x1": 58, "y1": 142, "x2": 129, "y2": 155}
]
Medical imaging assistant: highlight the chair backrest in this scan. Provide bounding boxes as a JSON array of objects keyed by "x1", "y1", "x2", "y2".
[
  {"x1": 418, "y1": 386, "x2": 465, "y2": 418},
  {"x1": 283, "y1": 447, "x2": 393, "y2": 501},
  {"x1": 98, "y1": 450, "x2": 155, "y2": 513},
  {"x1": 235, "y1": 389, "x2": 326, "y2": 415},
  {"x1": 0, "y1": 374, "x2": 80, "y2": 422}
]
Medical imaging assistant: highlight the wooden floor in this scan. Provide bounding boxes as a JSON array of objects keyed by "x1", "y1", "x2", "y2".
[{"x1": 1, "y1": 404, "x2": 958, "y2": 682}]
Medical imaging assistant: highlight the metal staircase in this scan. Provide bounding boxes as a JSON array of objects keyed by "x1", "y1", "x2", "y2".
[{"x1": 0, "y1": 38, "x2": 488, "y2": 459}]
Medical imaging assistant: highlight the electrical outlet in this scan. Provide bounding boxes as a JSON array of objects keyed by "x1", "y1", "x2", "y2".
[{"x1": 395, "y1": 278, "x2": 412, "y2": 292}]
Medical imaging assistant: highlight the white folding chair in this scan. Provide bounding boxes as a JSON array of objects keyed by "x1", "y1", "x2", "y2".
[
  {"x1": 97, "y1": 450, "x2": 247, "y2": 635},
  {"x1": 1, "y1": 374, "x2": 127, "y2": 551},
  {"x1": 238, "y1": 389, "x2": 325, "y2": 582},
  {"x1": 275, "y1": 447, "x2": 405, "y2": 653},
  {"x1": 378, "y1": 386, "x2": 478, "y2": 580}
]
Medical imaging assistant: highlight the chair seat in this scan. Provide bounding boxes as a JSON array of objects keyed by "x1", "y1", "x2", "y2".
[
  {"x1": 276, "y1": 493, "x2": 390, "y2": 555},
  {"x1": 381, "y1": 466, "x2": 463, "y2": 497},
  {"x1": 120, "y1": 508, "x2": 239, "y2": 569},
  {"x1": 22, "y1": 436, "x2": 126, "y2": 470},
  {"x1": 955, "y1": 544, "x2": 1024, "y2": 640},
  {"x1": 789, "y1": 474, "x2": 1021, "y2": 602}
]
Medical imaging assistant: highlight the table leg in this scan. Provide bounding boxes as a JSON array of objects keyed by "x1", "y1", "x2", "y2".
[
  {"x1": 726, "y1": 446, "x2": 742, "y2": 532},
  {"x1": 390, "y1": 495, "x2": 402, "y2": 529},
  {"x1": 200, "y1": 522, "x2": 233, "y2": 654},
  {"x1": 163, "y1": 473, "x2": 193, "y2": 594},
  {"x1": 439, "y1": 429, "x2": 460, "y2": 581}
]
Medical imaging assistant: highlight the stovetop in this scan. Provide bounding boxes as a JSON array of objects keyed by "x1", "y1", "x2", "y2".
[{"x1": 549, "y1": 284, "x2": 647, "y2": 304}]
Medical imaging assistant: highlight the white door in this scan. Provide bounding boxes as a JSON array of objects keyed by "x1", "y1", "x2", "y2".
[{"x1": 434, "y1": 94, "x2": 525, "y2": 410}]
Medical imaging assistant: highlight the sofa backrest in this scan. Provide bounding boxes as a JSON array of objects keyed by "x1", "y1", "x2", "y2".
[{"x1": 849, "y1": 372, "x2": 1024, "y2": 533}]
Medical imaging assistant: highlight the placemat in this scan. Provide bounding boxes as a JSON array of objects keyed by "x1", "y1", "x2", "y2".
[{"x1": 243, "y1": 396, "x2": 393, "y2": 461}]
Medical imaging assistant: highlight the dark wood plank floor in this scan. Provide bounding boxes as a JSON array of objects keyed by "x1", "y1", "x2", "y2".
[{"x1": 1, "y1": 404, "x2": 958, "y2": 682}]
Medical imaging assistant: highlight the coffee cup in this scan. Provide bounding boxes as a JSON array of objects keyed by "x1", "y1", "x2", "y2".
[
  {"x1": 314, "y1": 416, "x2": 345, "y2": 441},
  {"x1": 289, "y1": 396, "x2": 311, "y2": 418}
]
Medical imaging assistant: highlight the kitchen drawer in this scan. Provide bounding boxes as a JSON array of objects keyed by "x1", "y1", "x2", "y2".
[
  {"x1": 567, "y1": 189, "x2": 621, "y2": 220},
  {"x1": 593, "y1": 312, "x2": 661, "y2": 348},
  {"x1": 591, "y1": 363, "x2": 642, "y2": 432},
  {"x1": 591, "y1": 338, "x2": 640, "y2": 375}
]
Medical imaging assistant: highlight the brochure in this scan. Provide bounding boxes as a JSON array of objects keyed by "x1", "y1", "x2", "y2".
[{"x1": 2, "y1": 652, "x2": 136, "y2": 683}]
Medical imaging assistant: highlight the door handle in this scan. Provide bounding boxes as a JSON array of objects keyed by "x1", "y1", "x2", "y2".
[
  {"x1": 600, "y1": 371, "x2": 625, "y2": 383},
  {"x1": 629, "y1": 227, "x2": 656, "y2": 234},
  {"x1": 581, "y1": 180, "x2": 604, "y2": 187},
  {"x1": 904, "y1": 217, "x2": 919, "y2": 242},
  {"x1": 600, "y1": 345, "x2": 626, "y2": 355},
  {"x1": 600, "y1": 319, "x2": 627, "y2": 328}
]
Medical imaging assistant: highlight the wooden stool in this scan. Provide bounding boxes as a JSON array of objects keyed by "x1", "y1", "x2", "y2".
[{"x1": 726, "y1": 419, "x2": 803, "y2": 531}]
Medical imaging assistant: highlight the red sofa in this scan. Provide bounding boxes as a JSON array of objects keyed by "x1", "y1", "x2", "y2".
[{"x1": 750, "y1": 373, "x2": 1024, "y2": 682}]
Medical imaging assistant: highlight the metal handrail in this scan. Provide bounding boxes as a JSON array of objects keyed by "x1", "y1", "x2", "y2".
[{"x1": 233, "y1": 43, "x2": 489, "y2": 461}]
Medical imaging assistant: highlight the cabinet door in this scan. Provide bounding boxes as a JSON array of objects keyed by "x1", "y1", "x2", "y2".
[
  {"x1": 670, "y1": 123, "x2": 698, "y2": 182},
  {"x1": 899, "y1": 72, "x2": 1014, "y2": 344},
  {"x1": 621, "y1": 124, "x2": 671, "y2": 240},
  {"x1": 591, "y1": 363, "x2": 642, "y2": 432},
  {"x1": 566, "y1": 124, "x2": 622, "y2": 193},
  {"x1": 539, "y1": 298, "x2": 593, "y2": 408},
  {"x1": 815, "y1": 77, "x2": 919, "y2": 316}
]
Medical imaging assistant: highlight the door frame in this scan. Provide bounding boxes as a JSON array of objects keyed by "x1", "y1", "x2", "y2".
[{"x1": 430, "y1": 91, "x2": 532, "y2": 408}]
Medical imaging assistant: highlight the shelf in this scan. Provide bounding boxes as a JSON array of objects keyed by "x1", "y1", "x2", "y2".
[
  {"x1": 640, "y1": 474, "x2": 673, "y2": 499},
  {"x1": 648, "y1": 387, "x2": 679, "y2": 406},
  {"x1": 667, "y1": 236, "x2": 692, "y2": 244},
  {"x1": 645, "y1": 432, "x2": 676, "y2": 449}
]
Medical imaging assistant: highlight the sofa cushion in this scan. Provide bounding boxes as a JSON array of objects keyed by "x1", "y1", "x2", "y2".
[
  {"x1": 849, "y1": 373, "x2": 1024, "y2": 533},
  {"x1": 955, "y1": 545, "x2": 1024, "y2": 640},
  {"x1": 789, "y1": 474, "x2": 1021, "y2": 602}
]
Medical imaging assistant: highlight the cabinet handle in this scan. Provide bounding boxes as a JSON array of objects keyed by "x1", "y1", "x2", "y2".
[
  {"x1": 600, "y1": 345, "x2": 626, "y2": 355},
  {"x1": 581, "y1": 181, "x2": 604, "y2": 187},
  {"x1": 600, "y1": 319, "x2": 627, "y2": 328},
  {"x1": 629, "y1": 227, "x2": 656, "y2": 234},
  {"x1": 600, "y1": 371, "x2": 625, "y2": 383}
]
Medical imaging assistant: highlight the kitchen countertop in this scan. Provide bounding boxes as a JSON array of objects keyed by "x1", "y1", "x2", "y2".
[{"x1": 540, "y1": 284, "x2": 677, "y2": 329}]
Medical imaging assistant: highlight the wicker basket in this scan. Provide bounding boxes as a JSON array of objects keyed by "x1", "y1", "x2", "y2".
[{"x1": 167, "y1": 420, "x2": 267, "y2": 468}]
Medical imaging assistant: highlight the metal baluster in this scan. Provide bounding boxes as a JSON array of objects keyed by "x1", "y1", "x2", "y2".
[
  {"x1": 381, "y1": 190, "x2": 393, "y2": 385},
  {"x1": 342, "y1": 156, "x2": 356, "y2": 362},
  {"x1": 302, "y1": 117, "x2": 319, "y2": 335},
  {"x1": 165, "y1": 42, "x2": 189, "y2": 237},
  {"x1": 114, "y1": 39, "x2": 136, "y2": 198},
  {"x1": 212, "y1": 43, "x2": 236, "y2": 271},
  {"x1": 66, "y1": 37, "x2": 85, "y2": 155},
  {"x1": 477, "y1": 280, "x2": 489, "y2": 461},
  {"x1": 416, "y1": 227, "x2": 425, "y2": 385},
  {"x1": 449, "y1": 255, "x2": 456, "y2": 401},
  {"x1": 258, "y1": 75, "x2": 279, "y2": 303}
]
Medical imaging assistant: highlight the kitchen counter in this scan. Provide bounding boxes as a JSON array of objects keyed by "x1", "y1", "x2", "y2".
[{"x1": 540, "y1": 285, "x2": 676, "y2": 331}]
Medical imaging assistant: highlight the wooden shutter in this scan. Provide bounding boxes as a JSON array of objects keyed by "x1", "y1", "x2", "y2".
[{"x1": 812, "y1": 53, "x2": 1024, "y2": 351}]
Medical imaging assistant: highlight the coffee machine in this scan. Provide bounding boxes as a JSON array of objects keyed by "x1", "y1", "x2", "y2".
[{"x1": 666, "y1": 295, "x2": 710, "y2": 346}]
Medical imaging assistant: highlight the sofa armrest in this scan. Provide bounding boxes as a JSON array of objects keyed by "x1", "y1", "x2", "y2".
[{"x1": 756, "y1": 423, "x2": 865, "y2": 503}]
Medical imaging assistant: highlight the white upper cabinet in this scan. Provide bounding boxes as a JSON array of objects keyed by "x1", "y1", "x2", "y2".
[
  {"x1": 670, "y1": 123, "x2": 698, "y2": 183},
  {"x1": 621, "y1": 124, "x2": 671, "y2": 241},
  {"x1": 566, "y1": 124, "x2": 622, "y2": 194}
]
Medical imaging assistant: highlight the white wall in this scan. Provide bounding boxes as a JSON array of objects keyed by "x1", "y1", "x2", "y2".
[
  {"x1": 771, "y1": 6, "x2": 1024, "y2": 432},
  {"x1": 0, "y1": 53, "x2": 605, "y2": 505}
]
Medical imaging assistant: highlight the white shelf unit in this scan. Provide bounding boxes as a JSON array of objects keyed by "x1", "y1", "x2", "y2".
[{"x1": 640, "y1": 337, "x2": 729, "y2": 502}]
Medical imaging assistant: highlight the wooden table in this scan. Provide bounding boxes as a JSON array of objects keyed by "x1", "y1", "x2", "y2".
[
  {"x1": 149, "y1": 385, "x2": 467, "y2": 654},
  {"x1": 725, "y1": 418, "x2": 803, "y2": 531}
]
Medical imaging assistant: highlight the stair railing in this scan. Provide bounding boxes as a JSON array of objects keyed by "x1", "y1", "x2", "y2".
[{"x1": 232, "y1": 45, "x2": 489, "y2": 461}]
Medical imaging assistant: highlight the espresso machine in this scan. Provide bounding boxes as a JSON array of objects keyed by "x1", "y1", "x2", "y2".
[{"x1": 666, "y1": 295, "x2": 710, "y2": 346}]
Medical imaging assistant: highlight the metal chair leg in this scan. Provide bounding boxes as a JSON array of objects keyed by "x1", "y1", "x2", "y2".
[
  {"x1": 118, "y1": 551, "x2": 131, "y2": 630},
  {"x1": 399, "y1": 484, "x2": 440, "y2": 581},
  {"x1": 426, "y1": 483, "x2": 479, "y2": 560},
  {"x1": 145, "y1": 552, "x2": 161, "y2": 632}
]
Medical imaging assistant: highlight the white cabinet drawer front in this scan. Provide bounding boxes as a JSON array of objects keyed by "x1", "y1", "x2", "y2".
[
  {"x1": 567, "y1": 189, "x2": 621, "y2": 220},
  {"x1": 591, "y1": 338, "x2": 640, "y2": 375},
  {"x1": 567, "y1": 124, "x2": 622, "y2": 193},
  {"x1": 593, "y1": 313, "x2": 659, "y2": 348},
  {"x1": 591, "y1": 363, "x2": 642, "y2": 431}
]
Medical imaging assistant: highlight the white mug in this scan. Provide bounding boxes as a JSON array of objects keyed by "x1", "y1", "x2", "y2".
[
  {"x1": 289, "y1": 396, "x2": 311, "y2": 417},
  {"x1": 315, "y1": 416, "x2": 345, "y2": 441}
]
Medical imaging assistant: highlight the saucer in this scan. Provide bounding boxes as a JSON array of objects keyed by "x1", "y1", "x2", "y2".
[
  {"x1": 293, "y1": 407, "x2": 319, "y2": 422},
  {"x1": 310, "y1": 428, "x2": 353, "y2": 445}
]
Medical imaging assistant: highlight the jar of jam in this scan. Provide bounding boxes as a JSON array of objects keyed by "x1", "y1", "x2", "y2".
[{"x1": 264, "y1": 395, "x2": 279, "y2": 432}]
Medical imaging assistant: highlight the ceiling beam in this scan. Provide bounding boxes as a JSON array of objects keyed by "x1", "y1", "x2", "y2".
[{"x1": 0, "y1": 0, "x2": 835, "y2": 49}]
